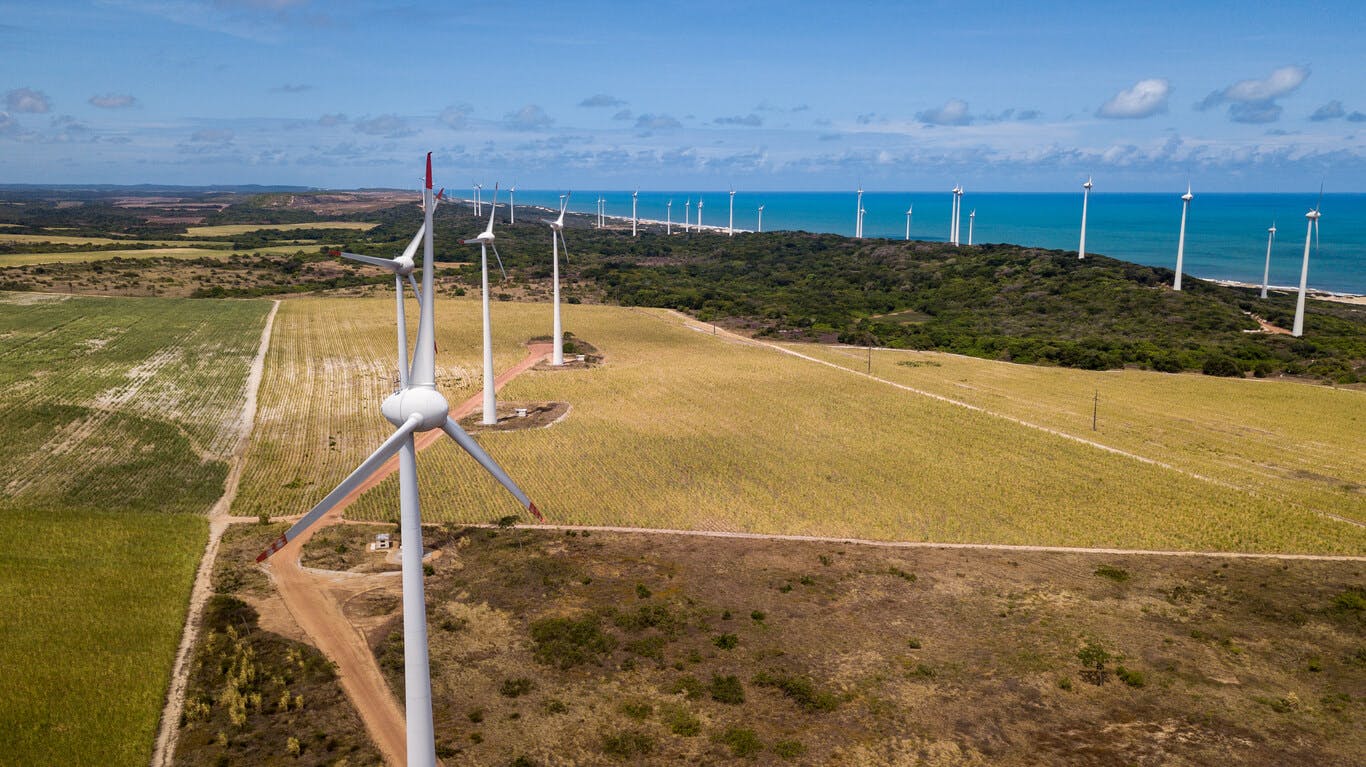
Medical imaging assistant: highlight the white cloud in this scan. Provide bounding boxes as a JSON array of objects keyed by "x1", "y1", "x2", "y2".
[
  {"x1": 1097, "y1": 78, "x2": 1169, "y2": 119},
  {"x1": 89, "y1": 93, "x2": 138, "y2": 109},
  {"x1": 579, "y1": 94, "x2": 625, "y2": 108},
  {"x1": 438, "y1": 103, "x2": 472, "y2": 129},
  {"x1": 502, "y1": 104, "x2": 553, "y2": 130},
  {"x1": 354, "y1": 114, "x2": 412, "y2": 137},
  {"x1": 635, "y1": 113, "x2": 680, "y2": 130},
  {"x1": 6, "y1": 87, "x2": 50, "y2": 113},
  {"x1": 1310, "y1": 100, "x2": 1345, "y2": 121},
  {"x1": 916, "y1": 99, "x2": 972, "y2": 126},
  {"x1": 1197, "y1": 65, "x2": 1308, "y2": 123}
]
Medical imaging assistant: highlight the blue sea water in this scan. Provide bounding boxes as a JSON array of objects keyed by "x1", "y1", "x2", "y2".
[{"x1": 503, "y1": 190, "x2": 1365, "y2": 295}]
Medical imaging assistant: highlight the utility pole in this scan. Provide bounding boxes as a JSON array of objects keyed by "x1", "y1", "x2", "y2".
[{"x1": 1092, "y1": 390, "x2": 1099, "y2": 431}]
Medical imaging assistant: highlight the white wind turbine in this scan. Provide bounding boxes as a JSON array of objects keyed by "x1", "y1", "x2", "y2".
[
  {"x1": 473, "y1": 183, "x2": 483, "y2": 217},
  {"x1": 757, "y1": 204, "x2": 765, "y2": 233},
  {"x1": 632, "y1": 189, "x2": 639, "y2": 237},
  {"x1": 666, "y1": 199, "x2": 673, "y2": 234},
  {"x1": 955, "y1": 185, "x2": 965, "y2": 245},
  {"x1": 968, "y1": 209, "x2": 975, "y2": 246},
  {"x1": 508, "y1": 183, "x2": 516, "y2": 225},
  {"x1": 905, "y1": 204, "x2": 913, "y2": 241},
  {"x1": 728, "y1": 188, "x2": 736, "y2": 236},
  {"x1": 855, "y1": 184, "x2": 864, "y2": 238},
  {"x1": 1261, "y1": 221, "x2": 1276, "y2": 299},
  {"x1": 546, "y1": 192, "x2": 572, "y2": 365},
  {"x1": 596, "y1": 195, "x2": 604, "y2": 229},
  {"x1": 258, "y1": 154, "x2": 540, "y2": 767},
  {"x1": 1292, "y1": 199, "x2": 1321, "y2": 338},
  {"x1": 684, "y1": 198, "x2": 691, "y2": 233},
  {"x1": 1174, "y1": 183, "x2": 1193, "y2": 291},
  {"x1": 949, "y1": 184, "x2": 961, "y2": 245},
  {"x1": 697, "y1": 197, "x2": 704, "y2": 229},
  {"x1": 1078, "y1": 176, "x2": 1093, "y2": 259},
  {"x1": 463, "y1": 183, "x2": 509, "y2": 425}
]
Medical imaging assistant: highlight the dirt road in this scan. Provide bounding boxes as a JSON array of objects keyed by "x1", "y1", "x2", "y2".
[{"x1": 264, "y1": 342, "x2": 552, "y2": 767}]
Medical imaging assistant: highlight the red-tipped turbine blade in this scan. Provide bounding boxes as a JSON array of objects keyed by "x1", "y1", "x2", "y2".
[{"x1": 425, "y1": 152, "x2": 433, "y2": 190}]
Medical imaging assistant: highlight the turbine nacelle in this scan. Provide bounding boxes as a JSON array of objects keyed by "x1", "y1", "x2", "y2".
[
  {"x1": 1083, "y1": 177, "x2": 1093, "y2": 190},
  {"x1": 381, "y1": 387, "x2": 449, "y2": 431}
]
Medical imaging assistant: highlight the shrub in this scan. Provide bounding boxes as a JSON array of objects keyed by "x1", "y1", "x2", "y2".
[
  {"x1": 718, "y1": 727, "x2": 763, "y2": 758},
  {"x1": 467, "y1": 708, "x2": 484, "y2": 723},
  {"x1": 500, "y1": 678, "x2": 534, "y2": 698},
  {"x1": 602, "y1": 729, "x2": 653, "y2": 759},
  {"x1": 1202, "y1": 355, "x2": 1243, "y2": 377},
  {"x1": 635, "y1": 583, "x2": 652, "y2": 599},
  {"x1": 668, "y1": 674, "x2": 704, "y2": 700},
  {"x1": 773, "y1": 739, "x2": 806, "y2": 759},
  {"x1": 907, "y1": 638, "x2": 922, "y2": 649},
  {"x1": 752, "y1": 671, "x2": 838, "y2": 712},
  {"x1": 662, "y1": 703, "x2": 700, "y2": 736},
  {"x1": 529, "y1": 615, "x2": 617, "y2": 669},
  {"x1": 713, "y1": 633, "x2": 739, "y2": 650},
  {"x1": 1333, "y1": 588, "x2": 1366, "y2": 612},
  {"x1": 1115, "y1": 666, "x2": 1145, "y2": 687},
  {"x1": 1077, "y1": 640, "x2": 1110, "y2": 685},
  {"x1": 1094, "y1": 565, "x2": 1130, "y2": 583},
  {"x1": 625, "y1": 635, "x2": 667, "y2": 660},
  {"x1": 751, "y1": 610, "x2": 766, "y2": 622},
  {"x1": 709, "y1": 674, "x2": 745, "y2": 704},
  {"x1": 620, "y1": 700, "x2": 652, "y2": 720}
]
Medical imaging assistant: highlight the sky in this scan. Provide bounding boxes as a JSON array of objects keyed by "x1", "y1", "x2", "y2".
[{"x1": 2, "y1": 0, "x2": 1364, "y2": 191}]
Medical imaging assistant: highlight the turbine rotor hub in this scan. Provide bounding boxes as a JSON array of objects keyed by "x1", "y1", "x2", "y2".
[{"x1": 382, "y1": 386, "x2": 449, "y2": 431}]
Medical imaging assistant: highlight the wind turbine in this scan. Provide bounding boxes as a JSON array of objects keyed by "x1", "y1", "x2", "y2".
[
  {"x1": 757, "y1": 204, "x2": 765, "y2": 233},
  {"x1": 1261, "y1": 221, "x2": 1276, "y2": 299},
  {"x1": 546, "y1": 193, "x2": 572, "y2": 365},
  {"x1": 955, "y1": 186, "x2": 965, "y2": 246},
  {"x1": 632, "y1": 189, "x2": 639, "y2": 237},
  {"x1": 258, "y1": 154, "x2": 540, "y2": 767},
  {"x1": 463, "y1": 183, "x2": 508, "y2": 425},
  {"x1": 949, "y1": 184, "x2": 961, "y2": 245},
  {"x1": 905, "y1": 204, "x2": 913, "y2": 241},
  {"x1": 596, "y1": 195, "x2": 604, "y2": 229},
  {"x1": 1292, "y1": 198, "x2": 1321, "y2": 337},
  {"x1": 1174, "y1": 183, "x2": 1192, "y2": 291},
  {"x1": 684, "y1": 198, "x2": 691, "y2": 233},
  {"x1": 508, "y1": 183, "x2": 516, "y2": 225},
  {"x1": 968, "y1": 209, "x2": 975, "y2": 246},
  {"x1": 666, "y1": 199, "x2": 673, "y2": 235},
  {"x1": 473, "y1": 183, "x2": 483, "y2": 217},
  {"x1": 1078, "y1": 176, "x2": 1093, "y2": 259},
  {"x1": 728, "y1": 188, "x2": 736, "y2": 236},
  {"x1": 855, "y1": 184, "x2": 864, "y2": 238},
  {"x1": 697, "y1": 197, "x2": 704, "y2": 229}
]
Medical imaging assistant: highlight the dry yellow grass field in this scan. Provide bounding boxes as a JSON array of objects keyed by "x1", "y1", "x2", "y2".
[
  {"x1": 0, "y1": 233, "x2": 205, "y2": 246},
  {"x1": 234, "y1": 297, "x2": 1365, "y2": 555},
  {"x1": 781, "y1": 343, "x2": 1366, "y2": 524}
]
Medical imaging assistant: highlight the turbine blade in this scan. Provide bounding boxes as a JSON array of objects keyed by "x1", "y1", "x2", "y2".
[
  {"x1": 441, "y1": 417, "x2": 541, "y2": 521},
  {"x1": 400, "y1": 224, "x2": 425, "y2": 262},
  {"x1": 407, "y1": 273, "x2": 423, "y2": 309},
  {"x1": 256, "y1": 415, "x2": 423, "y2": 562},
  {"x1": 334, "y1": 250, "x2": 401, "y2": 272},
  {"x1": 558, "y1": 231, "x2": 570, "y2": 264},
  {"x1": 485, "y1": 183, "x2": 499, "y2": 234},
  {"x1": 491, "y1": 242, "x2": 508, "y2": 281}
]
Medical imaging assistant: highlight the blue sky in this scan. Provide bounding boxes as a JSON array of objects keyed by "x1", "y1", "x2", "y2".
[{"x1": 2, "y1": 0, "x2": 1364, "y2": 191}]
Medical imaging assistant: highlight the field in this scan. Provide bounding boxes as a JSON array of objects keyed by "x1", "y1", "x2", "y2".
[
  {"x1": 0, "y1": 233, "x2": 206, "y2": 246},
  {"x1": 184, "y1": 222, "x2": 379, "y2": 237},
  {"x1": 0, "y1": 292, "x2": 272, "y2": 767},
  {"x1": 0, "y1": 247, "x2": 236, "y2": 267},
  {"x1": 236, "y1": 296, "x2": 1365, "y2": 555},
  {"x1": 780, "y1": 343, "x2": 1366, "y2": 524}
]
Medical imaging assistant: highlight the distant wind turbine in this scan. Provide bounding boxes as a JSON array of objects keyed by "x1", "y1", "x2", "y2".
[
  {"x1": 463, "y1": 183, "x2": 508, "y2": 425},
  {"x1": 757, "y1": 204, "x2": 765, "y2": 233},
  {"x1": 1174, "y1": 183, "x2": 1193, "y2": 291},
  {"x1": 1261, "y1": 221, "x2": 1276, "y2": 299},
  {"x1": 474, "y1": 183, "x2": 483, "y2": 217},
  {"x1": 855, "y1": 184, "x2": 864, "y2": 238},
  {"x1": 546, "y1": 192, "x2": 572, "y2": 365},
  {"x1": 258, "y1": 155, "x2": 540, "y2": 767},
  {"x1": 508, "y1": 183, "x2": 516, "y2": 224},
  {"x1": 684, "y1": 198, "x2": 691, "y2": 233},
  {"x1": 666, "y1": 199, "x2": 673, "y2": 235},
  {"x1": 1292, "y1": 199, "x2": 1321, "y2": 337},
  {"x1": 632, "y1": 189, "x2": 639, "y2": 237},
  {"x1": 968, "y1": 209, "x2": 975, "y2": 246},
  {"x1": 905, "y1": 204, "x2": 913, "y2": 241},
  {"x1": 1078, "y1": 176, "x2": 1093, "y2": 259},
  {"x1": 728, "y1": 188, "x2": 736, "y2": 237},
  {"x1": 697, "y1": 197, "x2": 704, "y2": 229}
]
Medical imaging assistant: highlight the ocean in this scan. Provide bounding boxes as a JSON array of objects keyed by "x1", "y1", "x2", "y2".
[{"x1": 503, "y1": 190, "x2": 1365, "y2": 295}]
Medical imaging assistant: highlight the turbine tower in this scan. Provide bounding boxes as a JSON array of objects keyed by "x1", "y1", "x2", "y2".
[
  {"x1": 697, "y1": 197, "x2": 704, "y2": 229},
  {"x1": 508, "y1": 183, "x2": 516, "y2": 225},
  {"x1": 1292, "y1": 205, "x2": 1321, "y2": 337},
  {"x1": 1078, "y1": 176, "x2": 1093, "y2": 259},
  {"x1": 949, "y1": 184, "x2": 962, "y2": 245},
  {"x1": 968, "y1": 209, "x2": 975, "y2": 246},
  {"x1": 855, "y1": 184, "x2": 864, "y2": 238},
  {"x1": 1174, "y1": 183, "x2": 1193, "y2": 291},
  {"x1": 757, "y1": 204, "x2": 765, "y2": 233},
  {"x1": 728, "y1": 188, "x2": 736, "y2": 236},
  {"x1": 905, "y1": 205, "x2": 913, "y2": 241},
  {"x1": 684, "y1": 198, "x2": 691, "y2": 233},
  {"x1": 632, "y1": 189, "x2": 639, "y2": 237},
  {"x1": 473, "y1": 183, "x2": 482, "y2": 217},
  {"x1": 1261, "y1": 221, "x2": 1276, "y2": 299},
  {"x1": 546, "y1": 193, "x2": 572, "y2": 365},
  {"x1": 259, "y1": 155, "x2": 540, "y2": 767},
  {"x1": 666, "y1": 199, "x2": 673, "y2": 235},
  {"x1": 463, "y1": 183, "x2": 508, "y2": 425},
  {"x1": 955, "y1": 185, "x2": 964, "y2": 246}
]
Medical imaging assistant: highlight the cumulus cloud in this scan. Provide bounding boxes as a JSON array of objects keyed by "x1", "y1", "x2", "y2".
[
  {"x1": 1349, "y1": 112, "x2": 1366, "y2": 123},
  {"x1": 6, "y1": 87, "x2": 50, "y2": 113},
  {"x1": 317, "y1": 112, "x2": 347, "y2": 126},
  {"x1": 714, "y1": 113, "x2": 763, "y2": 127},
  {"x1": 438, "y1": 103, "x2": 472, "y2": 129},
  {"x1": 270, "y1": 83, "x2": 312, "y2": 93},
  {"x1": 502, "y1": 104, "x2": 553, "y2": 130},
  {"x1": 635, "y1": 113, "x2": 681, "y2": 130},
  {"x1": 89, "y1": 93, "x2": 137, "y2": 109},
  {"x1": 1097, "y1": 78, "x2": 1170, "y2": 119},
  {"x1": 579, "y1": 94, "x2": 625, "y2": 108},
  {"x1": 353, "y1": 114, "x2": 412, "y2": 137},
  {"x1": 1310, "y1": 100, "x2": 1345, "y2": 121},
  {"x1": 1197, "y1": 65, "x2": 1308, "y2": 123},
  {"x1": 916, "y1": 98, "x2": 972, "y2": 126}
]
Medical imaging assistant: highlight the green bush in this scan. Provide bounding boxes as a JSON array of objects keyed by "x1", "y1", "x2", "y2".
[
  {"x1": 718, "y1": 727, "x2": 763, "y2": 758},
  {"x1": 1094, "y1": 565, "x2": 1130, "y2": 583},
  {"x1": 529, "y1": 615, "x2": 617, "y2": 669},
  {"x1": 1115, "y1": 666, "x2": 1145, "y2": 687},
  {"x1": 602, "y1": 729, "x2": 653, "y2": 759},
  {"x1": 773, "y1": 739, "x2": 806, "y2": 759},
  {"x1": 499, "y1": 678, "x2": 534, "y2": 698},
  {"x1": 1202, "y1": 355, "x2": 1243, "y2": 377},
  {"x1": 662, "y1": 703, "x2": 700, "y2": 736},
  {"x1": 709, "y1": 674, "x2": 745, "y2": 705},
  {"x1": 713, "y1": 633, "x2": 739, "y2": 650},
  {"x1": 752, "y1": 670, "x2": 838, "y2": 712}
]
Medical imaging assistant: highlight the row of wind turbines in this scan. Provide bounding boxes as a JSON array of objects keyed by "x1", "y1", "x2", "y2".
[
  {"x1": 1078, "y1": 177, "x2": 1324, "y2": 338},
  {"x1": 258, "y1": 155, "x2": 574, "y2": 767}
]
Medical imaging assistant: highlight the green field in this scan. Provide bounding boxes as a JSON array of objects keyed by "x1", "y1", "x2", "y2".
[
  {"x1": 184, "y1": 222, "x2": 379, "y2": 237},
  {"x1": 0, "y1": 293, "x2": 271, "y2": 767},
  {"x1": 236, "y1": 296, "x2": 1365, "y2": 555},
  {"x1": 0, "y1": 233, "x2": 202, "y2": 246},
  {"x1": 780, "y1": 342, "x2": 1366, "y2": 523},
  {"x1": 0, "y1": 247, "x2": 233, "y2": 267}
]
